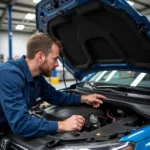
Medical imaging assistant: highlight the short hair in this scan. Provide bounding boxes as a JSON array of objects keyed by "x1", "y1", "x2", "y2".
[{"x1": 26, "y1": 33, "x2": 62, "y2": 59}]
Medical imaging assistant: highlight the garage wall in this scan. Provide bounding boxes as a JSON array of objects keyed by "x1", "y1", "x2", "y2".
[
  {"x1": 0, "y1": 31, "x2": 74, "y2": 80},
  {"x1": 0, "y1": 31, "x2": 30, "y2": 62},
  {"x1": 0, "y1": 31, "x2": 63, "y2": 67}
]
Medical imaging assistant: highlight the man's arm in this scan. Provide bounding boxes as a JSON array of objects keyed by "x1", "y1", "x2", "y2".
[
  {"x1": 40, "y1": 75, "x2": 106, "y2": 106},
  {"x1": 40, "y1": 75, "x2": 81, "y2": 105},
  {"x1": 39, "y1": 76, "x2": 106, "y2": 132},
  {"x1": 0, "y1": 71, "x2": 59, "y2": 137}
]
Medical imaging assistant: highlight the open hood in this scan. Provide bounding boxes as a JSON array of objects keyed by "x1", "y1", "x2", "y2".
[{"x1": 36, "y1": 0, "x2": 150, "y2": 80}]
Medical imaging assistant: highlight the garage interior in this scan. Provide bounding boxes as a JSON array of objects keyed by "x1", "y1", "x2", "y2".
[{"x1": 0, "y1": 0, "x2": 150, "y2": 88}]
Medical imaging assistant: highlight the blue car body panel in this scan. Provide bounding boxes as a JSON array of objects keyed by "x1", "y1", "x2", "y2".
[
  {"x1": 134, "y1": 138, "x2": 150, "y2": 150},
  {"x1": 119, "y1": 123, "x2": 150, "y2": 149},
  {"x1": 120, "y1": 125, "x2": 150, "y2": 143}
]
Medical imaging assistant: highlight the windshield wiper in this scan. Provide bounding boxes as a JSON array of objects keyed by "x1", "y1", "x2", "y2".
[
  {"x1": 94, "y1": 87, "x2": 127, "y2": 96},
  {"x1": 84, "y1": 82, "x2": 127, "y2": 96},
  {"x1": 94, "y1": 84, "x2": 150, "y2": 94},
  {"x1": 84, "y1": 82, "x2": 150, "y2": 96}
]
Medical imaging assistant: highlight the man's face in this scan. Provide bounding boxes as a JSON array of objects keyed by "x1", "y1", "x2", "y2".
[{"x1": 39, "y1": 43, "x2": 59, "y2": 77}]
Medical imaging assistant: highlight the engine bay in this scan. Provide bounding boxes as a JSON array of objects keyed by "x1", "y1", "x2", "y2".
[
  {"x1": 31, "y1": 89, "x2": 148, "y2": 141},
  {"x1": 42, "y1": 102, "x2": 147, "y2": 135},
  {"x1": 5, "y1": 90, "x2": 149, "y2": 150}
]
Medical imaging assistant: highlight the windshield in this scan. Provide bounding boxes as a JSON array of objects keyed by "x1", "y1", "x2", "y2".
[{"x1": 88, "y1": 70, "x2": 150, "y2": 88}]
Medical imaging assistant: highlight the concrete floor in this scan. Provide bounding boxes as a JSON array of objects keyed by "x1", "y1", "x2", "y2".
[{"x1": 51, "y1": 80, "x2": 76, "y2": 90}]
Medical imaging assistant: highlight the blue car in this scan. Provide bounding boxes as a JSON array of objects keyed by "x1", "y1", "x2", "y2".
[{"x1": 4, "y1": 0, "x2": 150, "y2": 150}]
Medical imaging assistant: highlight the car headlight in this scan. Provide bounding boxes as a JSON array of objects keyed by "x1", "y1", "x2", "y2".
[{"x1": 110, "y1": 142, "x2": 135, "y2": 150}]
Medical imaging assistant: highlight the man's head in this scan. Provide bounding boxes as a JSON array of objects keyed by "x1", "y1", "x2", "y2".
[{"x1": 26, "y1": 33, "x2": 62, "y2": 77}]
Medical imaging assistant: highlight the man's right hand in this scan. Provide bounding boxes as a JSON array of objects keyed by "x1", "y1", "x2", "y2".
[{"x1": 57, "y1": 115, "x2": 85, "y2": 132}]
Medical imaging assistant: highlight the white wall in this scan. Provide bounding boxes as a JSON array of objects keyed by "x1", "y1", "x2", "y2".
[
  {"x1": 0, "y1": 31, "x2": 74, "y2": 80},
  {"x1": 0, "y1": 31, "x2": 63, "y2": 67},
  {"x1": 0, "y1": 31, "x2": 30, "y2": 62}
]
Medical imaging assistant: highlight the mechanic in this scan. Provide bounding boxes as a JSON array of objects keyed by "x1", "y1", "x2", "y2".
[{"x1": 0, "y1": 33, "x2": 106, "y2": 138}]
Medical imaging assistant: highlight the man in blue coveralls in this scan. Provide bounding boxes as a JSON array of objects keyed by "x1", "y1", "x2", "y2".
[{"x1": 0, "y1": 33, "x2": 106, "y2": 138}]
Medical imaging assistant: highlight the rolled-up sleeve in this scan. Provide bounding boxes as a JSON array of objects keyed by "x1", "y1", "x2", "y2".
[
  {"x1": 40, "y1": 75, "x2": 81, "y2": 105},
  {"x1": 0, "y1": 71, "x2": 58, "y2": 137}
]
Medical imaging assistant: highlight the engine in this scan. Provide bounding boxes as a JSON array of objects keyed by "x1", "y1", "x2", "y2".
[
  {"x1": 31, "y1": 100, "x2": 148, "y2": 134},
  {"x1": 5, "y1": 93, "x2": 149, "y2": 150}
]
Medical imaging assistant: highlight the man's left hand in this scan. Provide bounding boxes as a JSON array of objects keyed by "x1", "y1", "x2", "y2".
[{"x1": 81, "y1": 94, "x2": 107, "y2": 108}]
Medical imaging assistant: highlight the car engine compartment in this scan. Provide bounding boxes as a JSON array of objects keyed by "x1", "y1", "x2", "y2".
[
  {"x1": 32, "y1": 89, "x2": 149, "y2": 139},
  {"x1": 43, "y1": 101, "x2": 147, "y2": 135},
  {"x1": 4, "y1": 89, "x2": 149, "y2": 150}
]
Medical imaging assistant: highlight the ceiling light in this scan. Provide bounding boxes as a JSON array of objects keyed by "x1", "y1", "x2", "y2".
[
  {"x1": 25, "y1": 13, "x2": 35, "y2": 20},
  {"x1": 33, "y1": 0, "x2": 41, "y2": 3},
  {"x1": 127, "y1": 1, "x2": 134, "y2": 6},
  {"x1": 15, "y1": 25, "x2": 25, "y2": 30}
]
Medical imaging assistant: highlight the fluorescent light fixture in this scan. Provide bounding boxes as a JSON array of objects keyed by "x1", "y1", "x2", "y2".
[
  {"x1": 15, "y1": 25, "x2": 25, "y2": 30},
  {"x1": 33, "y1": 0, "x2": 41, "y2": 3},
  {"x1": 127, "y1": 0, "x2": 134, "y2": 6},
  {"x1": 25, "y1": 13, "x2": 35, "y2": 20}
]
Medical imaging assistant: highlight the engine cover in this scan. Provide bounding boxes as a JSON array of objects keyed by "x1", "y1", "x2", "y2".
[{"x1": 43, "y1": 104, "x2": 104, "y2": 121}]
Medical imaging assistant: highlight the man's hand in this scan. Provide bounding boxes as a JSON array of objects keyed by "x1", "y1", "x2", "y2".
[
  {"x1": 58, "y1": 115, "x2": 85, "y2": 132},
  {"x1": 81, "y1": 94, "x2": 106, "y2": 108}
]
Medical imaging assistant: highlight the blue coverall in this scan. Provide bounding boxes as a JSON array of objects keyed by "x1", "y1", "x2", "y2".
[{"x1": 0, "y1": 56, "x2": 81, "y2": 137}]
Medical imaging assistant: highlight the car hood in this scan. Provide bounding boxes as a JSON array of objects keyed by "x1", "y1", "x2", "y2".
[{"x1": 36, "y1": 0, "x2": 150, "y2": 80}]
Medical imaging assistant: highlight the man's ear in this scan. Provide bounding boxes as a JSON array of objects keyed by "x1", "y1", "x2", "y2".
[{"x1": 35, "y1": 51, "x2": 45, "y2": 64}]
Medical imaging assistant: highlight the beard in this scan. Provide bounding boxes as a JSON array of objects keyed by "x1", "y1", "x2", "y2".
[
  {"x1": 40, "y1": 68, "x2": 52, "y2": 77},
  {"x1": 39, "y1": 60, "x2": 54, "y2": 77}
]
